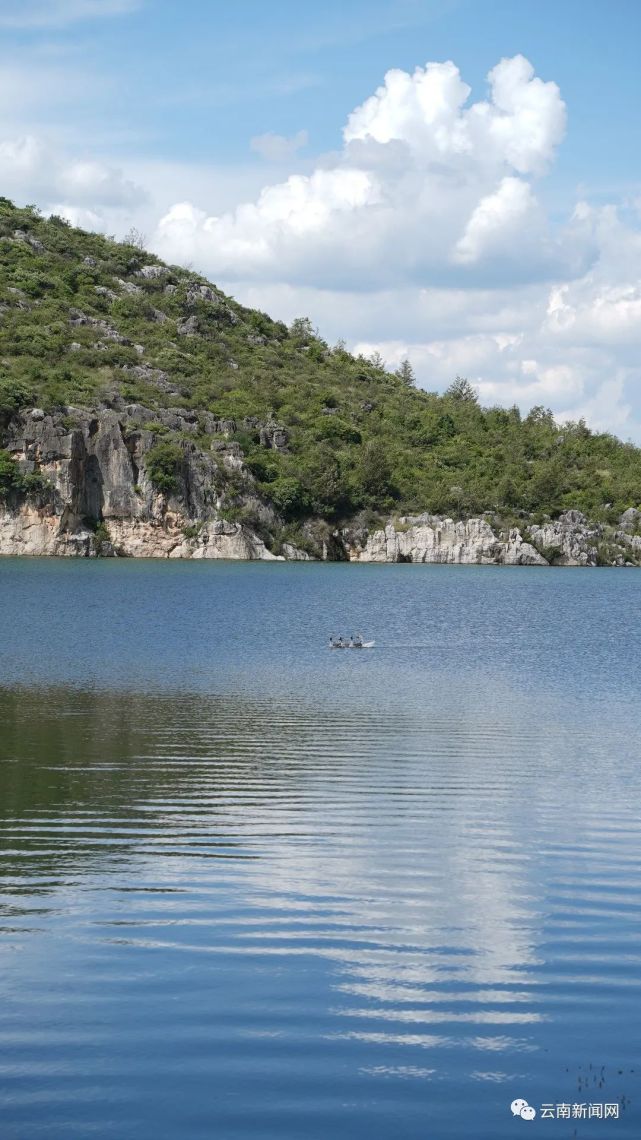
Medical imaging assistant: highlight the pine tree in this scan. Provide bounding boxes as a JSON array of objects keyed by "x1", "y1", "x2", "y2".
[{"x1": 395, "y1": 358, "x2": 415, "y2": 386}]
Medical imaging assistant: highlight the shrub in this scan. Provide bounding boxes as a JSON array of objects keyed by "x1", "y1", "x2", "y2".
[
  {"x1": 145, "y1": 440, "x2": 183, "y2": 493},
  {"x1": 268, "y1": 476, "x2": 310, "y2": 520},
  {"x1": 93, "y1": 521, "x2": 112, "y2": 554},
  {"x1": 0, "y1": 449, "x2": 21, "y2": 495}
]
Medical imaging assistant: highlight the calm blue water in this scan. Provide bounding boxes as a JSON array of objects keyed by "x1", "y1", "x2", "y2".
[{"x1": 0, "y1": 559, "x2": 640, "y2": 1139}]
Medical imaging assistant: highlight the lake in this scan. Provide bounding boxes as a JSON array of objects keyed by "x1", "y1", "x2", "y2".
[{"x1": 0, "y1": 559, "x2": 639, "y2": 1138}]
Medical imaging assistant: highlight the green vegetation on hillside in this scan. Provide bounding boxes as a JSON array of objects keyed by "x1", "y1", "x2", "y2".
[{"x1": 1, "y1": 198, "x2": 640, "y2": 526}]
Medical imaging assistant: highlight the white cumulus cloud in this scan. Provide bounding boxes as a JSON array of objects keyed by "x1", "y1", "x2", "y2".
[
  {"x1": 151, "y1": 55, "x2": 570, "y2": 289},
  {"x1": 453, "y1": 177, "x2": 540, "y2": 265},
  {"x1": 343, "y1": 54, "x2": 565, "y2": 176},
  {"x1": 0, "y1": 131, "x2": 146, "y2": 216}
]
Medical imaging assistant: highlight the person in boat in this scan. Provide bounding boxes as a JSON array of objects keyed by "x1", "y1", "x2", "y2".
[{"x1": 352, "y1": 633, "x2": 363, "y2": 648}]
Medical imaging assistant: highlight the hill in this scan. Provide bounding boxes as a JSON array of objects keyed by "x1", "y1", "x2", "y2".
[{"x1": 1, "y1": 198, "x2": 641, "y2": 564}]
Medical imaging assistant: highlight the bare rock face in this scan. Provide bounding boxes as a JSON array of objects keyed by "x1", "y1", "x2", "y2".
[
  {"x1": 136, "y1": 265, "x2": 170, "y2": 280},
  {"x1": 527, "y1": 511, "x2": 600, "y2": 566},
  {"x1": 176, "y1": 315, "x2": 199, "y2": 337},
  {"x1": 345, "y1": 515, "x2": 547, "y2": 565},
  {"x1": 259, "y1": 422, "x2": 289, "y2": 451},
  {"x1": 281, "y1": 543, "x2": 311, "y2": 561},
  {"x1": 106, "y1": 517, "x2": 281, "y2": 561},
  {"x1": 344, "y1": 509, "x2": 641, "y2": 567},
  {"x1": 116, "y1": 278, "x2": 143, "y2": 296},
  {"x1": 619, "y1": 507, "x2": 641, "y2": 532},
  {"x1": 94, "y1": 285, "x2": 118, "y2": 302},
  {"x1": 0, "y1": 407, "x2": 284, "y2": 561},
  {"x1": 0, "y1": 506, "x2": 96, "y2": 557}
]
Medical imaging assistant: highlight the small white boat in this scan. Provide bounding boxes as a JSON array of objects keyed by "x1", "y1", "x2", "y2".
[{"x1": 329, "y1": 636, "x2": 375, "y2": 649}]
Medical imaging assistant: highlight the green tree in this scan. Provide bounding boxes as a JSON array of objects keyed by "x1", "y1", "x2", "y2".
[
  {"x1": 302, "y1": 445, "x2": 348, "y2": 517},
  {"x1": 0, "y1": 449, "x2": 20, "y2": 495},
  {"x1": 145, "y1": 440, "x2": 183, "y2": 493},
  {"x1": 445, "y1": 376, "x2": 478, "y2": 403},
  {"x1": 269, "y1": 476, "x2": 310, "y2": 520},
  {"x1": 357, "y1": 440, "x2": 397, "y2": 502},
  {"x1": 395, "y1": 358, "x2": 416, "y2": 386},
  {"x1": 290, "y1": 317, "x2": 314, "y2": 340}
]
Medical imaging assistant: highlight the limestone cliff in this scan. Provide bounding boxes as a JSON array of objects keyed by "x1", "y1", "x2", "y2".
[
  {"x1": 0, "y1": 405, "x2": 285, "y2": 560},
  {"x1": 1, "y1": 404, "x2": 640, "y2": 566},
  {"x1": 343, "y1": 515, "x2": 546, "y2": 565},
  {"x1": 342, "y1": 511, "x2": 641, "y2": 566}
]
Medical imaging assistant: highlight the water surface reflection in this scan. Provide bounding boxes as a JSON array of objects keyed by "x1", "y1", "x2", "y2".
[{"x1": 1, "y1": 680, "x2": 639, "y2": 1138}]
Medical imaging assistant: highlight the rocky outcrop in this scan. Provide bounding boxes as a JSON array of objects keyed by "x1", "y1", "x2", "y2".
[
  {"x1": 258, "y1": 422, "x2": 289, "y2": 451},
  {"x1": 526, "y1": 510, "x2": 600, "y2": 566},
  {"x1": 618, "y1": 507, "x2": 641, "y2": 532},
  {"x1": 0, "y1": 407, "x2": 286, "y2": 560},
  {"x1": 343, "y1": 510, "x2": 641, "y2": 567},
  {"x1": 344, "y1": 515, "x2": 546, "y2": 565}
]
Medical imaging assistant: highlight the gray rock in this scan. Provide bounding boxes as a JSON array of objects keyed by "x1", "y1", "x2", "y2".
[
  {"x1": 13, "y1": 229, "x2": 45, "y2": 252},
  {"x1": 210, "y1": 418, "x2": 237, "y2": 436},
  {"x1": 528, "y1": 511, "x2": 600, "y2": 566},
  {"x1": 177, "y1": 315, "x2": 199, "y2": 337},
  {"x1": 69, "y1": 309, "x2": 128, "y2": 343},
  {"x1": 619, "y1": 507, "x2": 641, "y2": 531},
  {"x1": 3, "y1": 406, "x2": 640, "y2": 567},
  {"x1": 116, "y1": 278, "x2": 143, "y2": 296},
  {"x1": 192, "y1": 285, "x2": 218, "y2": 302},
  {"x1": 120, "y1": 364, "x2": 172, "y2": 391},
  {"x1": 259, "y1": 423, "x2": 289, "y2": 451},
  {"x1": 185, "y1": 286, "x2": 239, "y2": 324},
  {"x1": 282, "y1": 543, "x2": 312, "y2": 561},
  {"x1": 136, "y1": 265, "x2": 170, "y2": 280},
  {"x1": 95, "y1": 286, "x2": 118, "y2": 302},
  {"x1": 211, "y1": 440, "x2": 242, "y2": 455}
]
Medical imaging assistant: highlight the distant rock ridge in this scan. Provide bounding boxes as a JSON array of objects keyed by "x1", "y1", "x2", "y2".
[{"x1": 1, "y1": 407, "x2": 641, "y2": 565}]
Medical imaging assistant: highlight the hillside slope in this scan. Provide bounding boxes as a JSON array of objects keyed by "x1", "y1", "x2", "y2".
[{"x1": 1, "y1": 200, "x2": 641, "y2": 564}]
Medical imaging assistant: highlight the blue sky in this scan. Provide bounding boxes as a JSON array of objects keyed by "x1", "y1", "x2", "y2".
[
  {"x1": 1, "y1": 0, "x2": 641, "y2": 437},
  {"x1": 5, "y1": 0, "x2": 639, "y2": 183}
]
